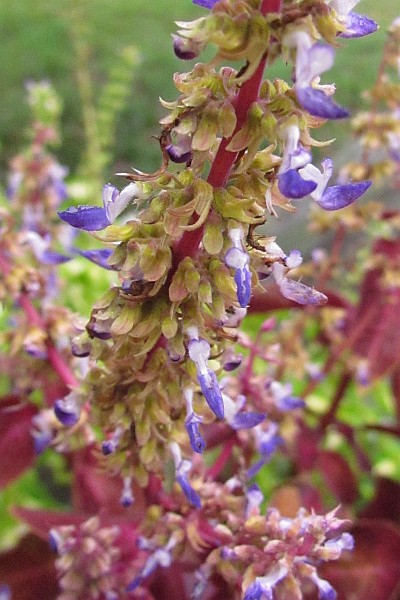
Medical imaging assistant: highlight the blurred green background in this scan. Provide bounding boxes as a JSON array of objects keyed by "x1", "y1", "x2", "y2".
[{"x1": 0, "y1": 0, "x2": 398, "y2": 185}]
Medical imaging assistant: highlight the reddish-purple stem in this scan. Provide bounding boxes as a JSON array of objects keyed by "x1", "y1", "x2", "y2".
[
  {"x1": 0, "y1": 252, "x2": 78, "y2": 389},
  {"x1": 171, "y1": 0, "x2": 283, "y2": 270},
  {"x1": 206, "y1": 435, "x2": 236, "y2": 480}
]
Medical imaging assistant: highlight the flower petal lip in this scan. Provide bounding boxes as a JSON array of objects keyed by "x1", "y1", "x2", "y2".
[
  {"x1": 54, "y1": 398, "x2": 80, "y2": 427},
  {"x1": 231, "y1": 411, "x2": 266, "y2": 430},
  {"x1": 278, "y1": 168, "x2": 318, "y2": 199},
  {"x1": 339, "y1": 12, "x2": 378, "y2": 38},
  {"x1": 198, "y1": 371, "x2": 225, "y2": 419},
  {"x1": 316, "y1": 180, "x2": 372, "y2": 211},
  {"x1": 58, "y1": 205, "x2": 110, "y2": 231},
  {"x1": 185, "y1": 413, "x2": 206, "y2": 453},
  {"x1": 79, "y1": 249, "x2": 114, "y2": 269},
  {"x1": 296, "y1": 87, "x2": 350, "y2": 120},
  {"x1": 192, "y1": 0, "x2": 218, "y2": 7}
]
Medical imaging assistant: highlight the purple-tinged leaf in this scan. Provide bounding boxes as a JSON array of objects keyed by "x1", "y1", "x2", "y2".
[
  {"x1": 317, "y1": 180, "x2": 372, "y2": 210},
  {"x1": 278, "y1": 168, "x2": 318, "y2": 199},
  {"x1": 339, "y1": 12, "x2": 378, "y2": 38},
  {"x1": 58, "y1": 205, "x2": 110, "y2": 231},
  {"x1": 79, "y1": 249, "x2": 114, "y2": 269},
  {"x1": 296, "y1": 87, "x2": 349, "y2": 120}
]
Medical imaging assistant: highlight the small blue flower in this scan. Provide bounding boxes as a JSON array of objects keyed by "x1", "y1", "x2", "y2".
[
  {"x1": 247, "y1": 423, "x2": 283, "y2": 477},
  {"x1": 185, "y1": 412, "x2": 206, "y2": 453},
  {"x1": 244, "y1": 564, "x2": 288, "y2": 600},
  {"x1": 170, "y1": 442, "x2": 201, "y2": 508},
  {"x1": 79, "y1": 248, "x2": 114, "y2": 270},
  {"x1": 58, "y1": 182, "x2": 141, "y2": 231},
  {"x1": 22, "y1": 231, "x2": 70, "y2": 265},
  {"x1": 54, "y1": 393, "x2": 80, "y2": 427},
  {"x1": 188, "y1": 333, "x2": 224, "y2": 419},
  {"x1": 225, "y1": 228, "x2": 252, "y2": 308},
  {"x1": 192, "y1": 0, "x2": 219, "y2": 7},
  {"x1": 120, "y1": 476, "x2": 135, "y2": 507},
  {"x1": 127, "y1": 542, "x2": 175, "y2": 592},
  {"x1": 284, "y1": 32, "x2": 349, "y2": 120}
]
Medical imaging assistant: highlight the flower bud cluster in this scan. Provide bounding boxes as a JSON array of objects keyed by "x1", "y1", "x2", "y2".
[{"x1": 50, "y1": 516, "x2": 123, "y2": 600}]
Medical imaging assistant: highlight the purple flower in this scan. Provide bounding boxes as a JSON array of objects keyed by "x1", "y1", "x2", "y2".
[
  {"x1": 244, "y1": 564, "x2": 288, "y2": 600},
  {"x1": 79, "y1": 248, "x2": 114, "y2": 269},
  {"x1": 269, "y1": 381, "x2": 305, "y2": 411},
  {"x1": 22, "y1": 231, "x2": 70, "y2": 265},
  {"x1": 165, "y1": 132, "x2": 193, "y2": 163},
  {"x1": 278, "y1": 125, "x2": 317, "y2": 199},
  {"x1": 225, "y1": 228, "x2": 252, "y2": 308},
  {"x1": 284, "y1": 32, "x2": 349, "y2": 120},
  {"x1": 170, "y1": 442, "x2": 201, "y2": 508},
  {"x1": 310, "y1": 573, "x2": 337, "y2": 600},
  {"x1": 185, "y1": 413, "x2": 206, "y2": 453},
  {"x1": 247, "y1": 423, "x2": 283, "y2": 477},
  {"x1": 172, "y1": 35, "x2": 201, "y2": 61},
  {"x1": 120, "y1": 476, "x2": 134, "y2": 507},
  {"x1": 339, "y1": 12, "x2": 377, "y2": 38},
  {"x1": 54, "y1": 393, "x2": 80, "y2": 427},
  {"x1": 127, "y1": 540, "x2": 175, "y2": 592},
  {"x1": 58, "y1": 182, "x2": 141, "y2": 231},
  {"x1": 192, "y1": 0, "x2": 218, "y2": 7},
  {"x1": 188, "y1": 331, "x2": 224, "y2": 419},
  {"x1": 222, "y1": 350, "x2": 243, "y2": 371}
]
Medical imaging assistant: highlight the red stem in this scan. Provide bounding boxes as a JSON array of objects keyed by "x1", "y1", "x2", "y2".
[
  {"x1": 0, "y1": 251, "x2": 78, "y2": 389},
  {"x1": 171, "y1": 0, "x2": 283, "y2": 269},
  {"x1": 206, "y1": 435, "x2": 235, "y2": 480}
]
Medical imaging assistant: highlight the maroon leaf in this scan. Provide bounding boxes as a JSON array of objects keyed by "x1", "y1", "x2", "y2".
[
  {"x1": 0, "y1": 395, "x2": 37, "y2": 488},
  {"x1": 360, "y1": 477, "x2": 400, "y2": 522},
  {"x1": 317, "y1": 450, "x2": 358, "y2": 504},
  {"x1": 345, "y1": 238, "x2": 400, "y2": 380},
  {"x1": 320, "y1": 519, "x2": 400, "y2": 600},
  {"x1": 0, "y1": 534, "x2": 58, "y2": 600},
  {"x1": 71, "y1": 447, "x2": 146, "y2": 520}
]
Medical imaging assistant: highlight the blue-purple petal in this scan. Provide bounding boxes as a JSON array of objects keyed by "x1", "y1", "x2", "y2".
[
  {"x1": 339, "y1": 12, "x2": 378, "y2": 38},
  {"x1": 317, "y1": 180, "x2": 372, "y2": 211},
  {"x1": 231, "y1": 412, "x2": 266, "y2": 430},
  {"x1": 296, "y1": 87, "x2": 349, "y2": 120},
  {"x1": 41, "y1": 249, "x2": 71, "y2": 265},
  {"x1": 185, "y1": 417, "x2": 206, "y2": 453},
  {"x1": 193, "y1": 0, "x2": 218, "y2": 7},
  {"x1": 58, "y1": 205, "x2": 110, "y2": 231},
  {"x1": 176, "y1": 474, "x2": 201, "y2": 508},
  {"x1": 278, "y1": 169, "x2": 318, "y2": 199},
  {"x1": 277, "y1": 395, "x2": 306, "y2": 411},
  {"x1": 79, "y1": 249, "x2": 114, "y2": 269},
  {"x1": 54, "y1": 399, "x2": 80, "y2": 427},
  {"x1": 198, "y1": 371, "x2": 224, "y2": 419},
  {"x1": 234, "y1": 267, "x2": 252, "y2": 307}
]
